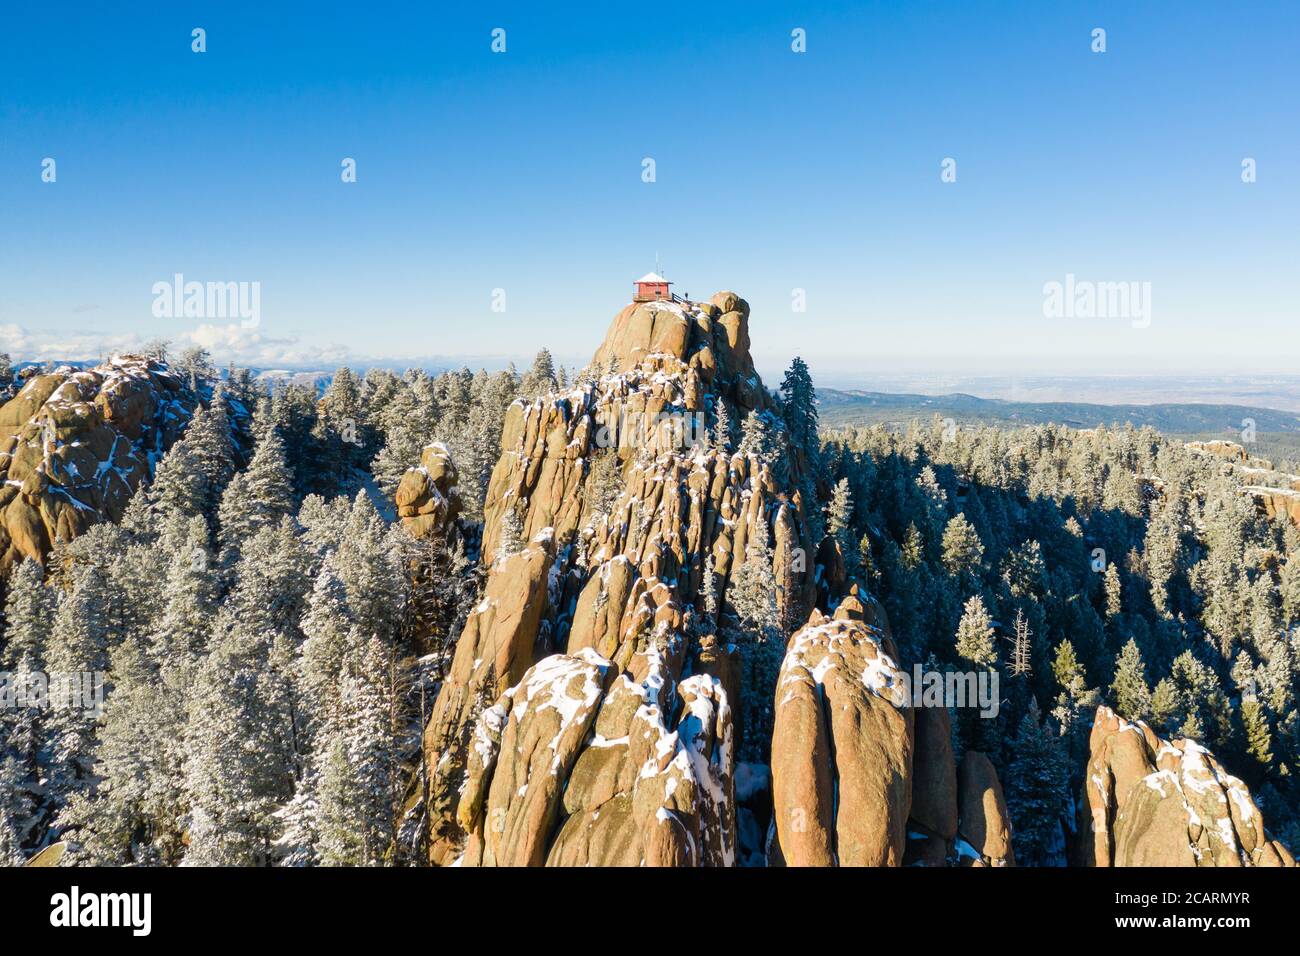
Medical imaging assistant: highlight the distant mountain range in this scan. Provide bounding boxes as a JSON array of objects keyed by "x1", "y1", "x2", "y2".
[{"x1": 817, "y1": 388, "x2": 1300, "y2": 435}]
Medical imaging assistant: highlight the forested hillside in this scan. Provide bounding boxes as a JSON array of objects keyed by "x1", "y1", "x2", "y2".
[{"x1": 1, "y1": 295, "x2": 1297, "y2": 867}]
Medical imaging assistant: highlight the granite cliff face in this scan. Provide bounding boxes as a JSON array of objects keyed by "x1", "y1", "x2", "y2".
[
  {"x1": 422, "y1": 292, "x2": 814, "y2": 865},
  {"x1": 417, "y1": 294, "x2": 1291, "y2": 868},
  {"x1": 0, "y1": 356, "x2": 195, "y2": 573},
  {"x1": 1080, "y1": 706, "x2": 1294, "y2": 867}
]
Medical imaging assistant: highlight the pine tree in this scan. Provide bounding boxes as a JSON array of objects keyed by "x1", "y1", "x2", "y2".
[
  {"x1": 148, "y1": 514, "x2": 219, "y2": 667},
  {"x1": 826, "y1": 478, "x2": 853, "y2": 548},
  {"x1": 1151, "y1": 677, "x2": 1178, "y2": 729},
  {"x1": 1109, "y1": 638, "x2": 1152, "y2": 720},
  {"x1": 941, "y1": 513, "x2": 984, "y2": 579},
  {"x1": 955, "y1": 595, "x2": 996, "y2": 667},
  {"x1": 2, "y1": 558, "x2": 55, "y2": 669},
  {"x1": 1003, "y1": 699, "x2": 1070, "y2": 866},
  {"x1": 1103, "y1": 562, "x2": 1123, "y2": 619},
  {"x1": 172, "y1": 345, "x2": 215, "y2": 393},
  {"x1": 522, "y1": 348, "x2": 558, "y2": 398},
  {"x1": 712, "y1": 397, "x2": 734, "y2": 454},
  {"x1": 217, "y1": 428, "x2": 295, "y2": 563},
  {"x1": 495, "y1": 504, "x2": 524, "y2": 567},
  {"x1": 1050, "y1": 639, "x2": 1100, "y2": 759},
  {"x1": 1242, "y1": 697, "x2": 1274, "y2": 772},
  {"x1": 333, "y1": 493, "x2": 408, "y2": 644},
  {"x1": 901, "y1": 522, "x2": 925, "y2": 570},
  {"x1": 315, "y1": 637, "x2": 400, "y2": 866},
  {"x1": 298, "y1": 563, "x2": 358, "y2": 740},
  {"x1": 737, "y1": 411, "x2": 782, "y2": 476},
  {"x1": 779, "y1": 357, "x2": 818, "y2": 461},
  {"x1": 181, "y1": 611, "x2": 298, "y2": 865},
  {"x1": 0, "y1": 655, "x2": 43, "y2": 860},
  {"x1": 58, "y1": 638, "x2": 186, "y2": 865},
  {"x1": 41, "y1": 564, "x2": 113, "y2": 825},
  {"x1": 312, "y1": 366, "x2": 369, "y2": 496},
  {"x1": 728, "y1": 533, "x2": 784, "y2": 762},
  {"x1": 147, "y1": 439, "x2": 208, "y2": 524},
  {"x1": 1003, "y1": 540, "x2": 1046, "y2": 598},
  {"x1": 186, "y1": 392, "x2": 238, "y2": 522}
]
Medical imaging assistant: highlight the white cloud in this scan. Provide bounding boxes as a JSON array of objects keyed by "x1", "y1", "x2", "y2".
[
  {"x1": 0, "y1": 323, "x2": 142, "y2": 362},
  {"x1": 0, "y1": 321, "x2": 355, "y2": 370},
  {"x1": 186, "y1": 323, "x2": 353, "y2": 368}
]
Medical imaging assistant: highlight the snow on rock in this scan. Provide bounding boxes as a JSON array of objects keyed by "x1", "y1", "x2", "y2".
[
  {"x1": 0, "y1": 355, "x2": 196, "y2": 573},
  {"x1": 455, "y1": 648, "x2": 612, "y2": 867},
  {"x1": 453, "y1": 630, "x2": 738, "y2": 868},
  {"x1": 423, "y1": 531, "x2": 559, "y2": 865},
  {"x1": 394, "y1": 442, "x2": 462, "y2": 539},
  {"x1": 768, "y1": 593, "x2": 915, "y2": 867},
  {"x1": 421, "y1": 291, "x2": 820, "y2": 866},
  {"x1": 1079, "y1": 705, "x2": 1295, "y2": 867}
]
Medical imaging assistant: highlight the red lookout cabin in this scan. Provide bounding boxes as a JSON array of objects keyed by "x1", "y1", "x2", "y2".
[{"x1": 633, "y1": 272, "x2": 672, "y2": 302}]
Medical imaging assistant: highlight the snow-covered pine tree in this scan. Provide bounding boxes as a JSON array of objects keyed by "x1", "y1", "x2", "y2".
[
  {"x1": 728, "y1": 532, "x2": 784, "y2": 762},
  {"x1": 1109, "y1": 638, "x2": 1152, "y2": 720},
  {"x1": 186, "y1": 389, "x2": 238, "y2": 523},
  {"x1": 58, "y1": 637, "x2": 186, "y2": 865},
  {"x1": 826, "y1": 477, "x2": 853, "y2": 548},
  {"x1": 0, "y1": 655, "x2": 43, "y2": 862},
  {"x1": 315, "y1": 637, "x2": 400, "y2": 866},
  {"x1": 1, "y1": 558, "x2": 54, "y2": 669},
  {"x1": 334, "y1": 492, "x2": 408, "y2": 644},
  {"x1": 495, "y1": 503, "x2": 524, "y2": 567},
  {"x1": 522, "y1": 348, "x2": 558, "y2": 398},
  {"x1": 146, "y1": 439, "x2": 207, "y2": 526},
  {"x1": 1103, "y1": 562, "x2": 1123, "y2": 619},
  {"x1": 148, "y1": 514, "x2": 219, "y2": 668},
  {"x1": 954, "y1": 595, "x2": 996, "y2": 667},
  {"x1": 941, "y1": 513, "x2": 984, "y2": 579},
  {"x1": 711, "y1": 396, "x2": 734, "y2": 454},
  {"x1": 217, "y1": 427, "x2": 295, "y2": 564},
  {"x1": 42, "y1": 564, "x2": 113, "y2": 820},
  {"x1": 298, "y1": 562, "x2": 358, "y2": 741}
]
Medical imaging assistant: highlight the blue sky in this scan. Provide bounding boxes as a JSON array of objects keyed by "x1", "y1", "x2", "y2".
[{"x1": 1, "y1": 1, "x2": 1296, "y2": 381}]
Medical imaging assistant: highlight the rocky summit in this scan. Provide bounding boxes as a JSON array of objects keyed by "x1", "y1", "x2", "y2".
[
  {"x1": 423, "y1": 292, "x2": 812, "y2": 865},
  {"x1": 414, "y1": 292, "x2": 1296, "y2": 868},
  {"x1": 0, "y1": 356, "x2": 195, "y2": 573}
]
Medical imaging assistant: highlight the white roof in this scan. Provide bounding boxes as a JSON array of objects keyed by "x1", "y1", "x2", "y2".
[{"x1": 635, "y1": 272, "x2": 670, "y2": 284}]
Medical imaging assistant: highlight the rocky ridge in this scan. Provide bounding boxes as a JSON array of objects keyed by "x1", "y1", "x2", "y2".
[
  {"x1": 1080, "y1": 706, "x2": 1294, "y2": 867},
  {"x1": 1185, "y1": 440, "x2": 1300, "y2": 528},
  {"x1": 417, "y1": 294, "x2": 1293, "y2": 867},
  {"x1": 0, "y1": 356, "x2": 195, "y2": 573}
]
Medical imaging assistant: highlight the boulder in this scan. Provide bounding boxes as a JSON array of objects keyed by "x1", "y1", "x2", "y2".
[
  {"x1": 768, "y1": 599, "x2": 913, "y2": 866},
  {"x1": 1079, "y1": 705, "x2": 1294, "y2": 867},
  {"x1": 455, "y1": 635, "x2": 738, "y2": 867},
  {"x1": 395, "y1": 442, "x2": 463, "y2": 539},
  {"x1": 0, "y1": 356, "x2": 196, "y2": 575},
  {"x1": 957, "y1": 751, "x2": 1014, "y2": 866}
]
